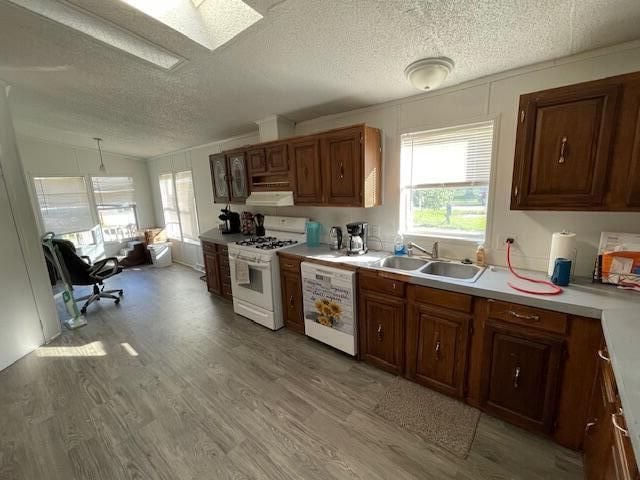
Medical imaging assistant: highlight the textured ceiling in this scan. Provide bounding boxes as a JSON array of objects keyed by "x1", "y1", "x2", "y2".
[{"x1": 1, "y1": 0, "x2": 640, "y2": 158}]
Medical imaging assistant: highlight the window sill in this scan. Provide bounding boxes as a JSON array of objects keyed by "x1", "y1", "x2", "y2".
[{"x1": 401, "y1": 231, "x2": 484, "y2": 246}]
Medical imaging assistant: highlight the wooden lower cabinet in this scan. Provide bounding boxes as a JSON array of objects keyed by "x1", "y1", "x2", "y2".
[
  {"x1": 280, "y1": 269, "x2": 304, "y2": 333},
  {"x1": 480, "y1": 321, "x2": 564, "y2": 433},
  {"x1": 358, "y1": 290, "x2": 404, "y2": 375},
  {"x1": 202, "y1": 241, "x2": 232, "y2": 300},
  {"x1": 405, "y1": 303, "x2": 470, "y2": 398},
  {"x1": 204, "y1": 251, "x2": 221, "y2": 295}
]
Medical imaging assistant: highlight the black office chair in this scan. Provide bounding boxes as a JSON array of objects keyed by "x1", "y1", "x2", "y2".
[{"x1": 43, "y1": 234, "x2": 124, "y2": 315}]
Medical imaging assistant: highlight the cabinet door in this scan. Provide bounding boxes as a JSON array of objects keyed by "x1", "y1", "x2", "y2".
[
  {"x1": 247, "y1": 148, "x2": 267, "y2": 174},
  {"x1": 209, "y1": 154, "x2": 229, "y2": 204},
  {"x1": 290, "y1": 138, "x2": 323, "y2": 204},
  {"x1": 584, "y1": 362, "x2": 615, "y2": 480},
  {"x1": 280, "y1": 269, "x2": 304, "y2": 334},
  {"x1": 322, "y1": 127, "x2": 362, "y2": 206},
  {"x1": 358, "y1": 291, "x2": 404, "y2": 375},
  {"x1": 481, "y1": 322, "x2": 564, "y2": 433},
  {"x1": 512, "y1": 83, "x2": 620, "y2": 209},
  {"x1": 204, "y1": 252, "x2": 222, "y2": 296},
  {"x1": 407, "y1": 304, "x2": 470, "y2": 398},
  {"x1": 265, "y1": 143, "x2": 289, "y2": 173},
  {"x1": 218, "y1": 252, "x2": 233, "y2": 300},
  {"x1": 227, "y1": 151, "x2": 249, "y2": 202},
  {"x1": 626, "y1": 114, "x2": 640, "y2": 207}
]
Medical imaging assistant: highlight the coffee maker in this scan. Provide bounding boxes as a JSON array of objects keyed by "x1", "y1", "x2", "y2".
[{"x1": 346, "y1": 222, "x2": 368, "y2": 255}]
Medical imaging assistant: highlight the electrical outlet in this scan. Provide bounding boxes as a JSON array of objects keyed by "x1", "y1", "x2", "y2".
[
  {"x1": 368, "y1": 224, "x2": 380, "y2": 237},
  {"x1": 496, "y1": 234, "x2": 520, "y2": 251}
]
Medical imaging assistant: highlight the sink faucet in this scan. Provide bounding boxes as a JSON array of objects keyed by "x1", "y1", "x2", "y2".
[{"x1": 408, "y1": 241, "x2": 438, "y2": 259}]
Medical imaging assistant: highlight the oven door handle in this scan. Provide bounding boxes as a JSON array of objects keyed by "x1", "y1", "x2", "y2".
[{"x1": 230, "y1": 256, "x2": 271, "y2": 270}]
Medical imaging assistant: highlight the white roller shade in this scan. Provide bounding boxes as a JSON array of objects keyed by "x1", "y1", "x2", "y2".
[
  {"x1": 91, "y1": 176, "x2": 136, "y2": 207},
  {"x1": 33, "y1": 176, "x2": 94, "y2": 234}
]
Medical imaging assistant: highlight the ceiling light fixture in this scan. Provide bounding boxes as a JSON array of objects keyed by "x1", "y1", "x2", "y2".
[
  {"x1": 94, "y1": 137, "x2": 106, "y2": 173},
  {"x1": 6, "y1": 0, "x2": 184, "y2": 70},
  {"x1": 404, "y1": 57, "x2": 454, "y2": 91}
]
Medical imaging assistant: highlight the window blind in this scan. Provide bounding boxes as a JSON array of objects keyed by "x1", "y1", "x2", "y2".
[
  {"x1": 91, "y1": 176, "x2": 136, "y2": 207},
  {"x1": 401, "y1": 121, "x2": 494, "y2": 187},
  {"x1": 175, "y1": 170, "x2": 198, "y2": 242},
  {"x1": 33, "y1": 176, "x2": 94, "y2": 234},
  {"x1": 159, "y1": 173, "x2": 181, "y2": 240}
]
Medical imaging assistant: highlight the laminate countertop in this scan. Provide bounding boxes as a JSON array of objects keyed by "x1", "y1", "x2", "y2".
[
  {"x1": 199, "y1": 228, "x2": 246, "y2": 245},
  {"x1": 282, "y1": 243, "x2": 640, "y2": 461}
]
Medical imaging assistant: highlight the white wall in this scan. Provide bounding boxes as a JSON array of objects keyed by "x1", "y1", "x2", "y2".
[
  {"x1": 17, "y1": 135, "x2": 156, "y2": 255},
  {"x1": 0, "y1": 82, "x2": 60, "y2": 371},
  {"x1": 146, "y1": 41, "x2": 640, "y2": 276},
  {"x1": 146, "y1": 132, "x2": 259, "y2": 267}
]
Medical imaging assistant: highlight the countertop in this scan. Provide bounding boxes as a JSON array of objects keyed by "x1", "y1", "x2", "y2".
[
  {"x1": 601, "y1": 309, "x2": 640, "y2": 463},
  {"x1": 199, "y1": 228, "x2": 246, "y2": 245},
  {"x1": 283, "y1": 243, "x2": 640, "y2": 461}
]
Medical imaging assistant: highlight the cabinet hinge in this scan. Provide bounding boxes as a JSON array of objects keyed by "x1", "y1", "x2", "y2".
[{"x1": 520, "y1": 110, "x2": 526, "y2": 123}]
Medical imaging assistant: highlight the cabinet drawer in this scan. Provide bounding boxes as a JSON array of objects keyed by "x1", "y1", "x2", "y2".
[
  {"x1": 279, "y1": 255, "x2": 301, "y2": 272},
  {"x1": 487, "y1": 300, "x2": 568, "y2": 335},
  {"x1": 598, "y1": 347, "x2": 620, "y2": 406},
  {"x1": 611, "y1": 410, "x2": 640, "y2": 480},
  {"x1": 359, "y1": 272, "x2": 405, "y2": 297},
  {"x1": 202, "y1": 241, "x2": 217, "y2": 255},
  {"x1": 216, "y1": 244, "x2": 228, "y2": 255},
  {"x1": 407, "y1": 285, "x2": 472, "y2": 313}
]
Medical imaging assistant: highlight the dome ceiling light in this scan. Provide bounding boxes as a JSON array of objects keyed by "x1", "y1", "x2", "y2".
[{"x1": 404, "y1": 57, "x2": 454, "y2": 91}]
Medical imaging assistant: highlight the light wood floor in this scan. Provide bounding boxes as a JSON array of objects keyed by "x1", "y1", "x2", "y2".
[{"x1": 0, "y1": 264, "x2": 583, "y2": 480}]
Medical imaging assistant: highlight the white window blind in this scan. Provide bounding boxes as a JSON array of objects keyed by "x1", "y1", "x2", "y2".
[
  {"x1": 175, "y1": 170, "x2": 199, "y2": 242},
  {"x1": 91, "y1": 176, "x2": 136, "y2": 207},
  {"x1": 33, "y1": 176, "x2": 94, "y2": 234},
  {"x1": 159, "y1": 173, "x2": 181, "y2": 240},
  {"x1": 400, "y1": 121, "x2": 495, "y2": 241},
  {"x1": 401, "y1": 121, "x2": 494, "y2": 188}
]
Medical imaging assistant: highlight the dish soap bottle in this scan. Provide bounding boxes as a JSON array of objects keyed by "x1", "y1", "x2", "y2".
[
  {"x1": 476, "y1": 243, "x2": 486, "y2": 267},
  {"x1": 394, "y1": 233, "x2": 406, "y2": 256}
]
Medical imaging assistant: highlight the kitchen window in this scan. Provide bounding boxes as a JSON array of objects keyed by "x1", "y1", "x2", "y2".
[
  {"x1": 91, "y1": 176, "x2": 138, "y2": 242},
  {"x1": 33, "y1": 176, "x2": 95, "y2": 234},
  {"x1": 400, "y1": 120, "x2": 495, "y2": 242},
  {"x1": 159, "y1": 170, "x2": 199, "y2": 243}
]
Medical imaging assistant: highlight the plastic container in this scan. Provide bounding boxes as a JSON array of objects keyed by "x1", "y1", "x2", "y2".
[
  {"x1": 394, "y1": 233, "x2": 406, "y2": 255},
  {"x1": 306, "y1": 221, "x2": 322, "y2": 247},
  {"x1": 148, "y1": 242, "x2": 172, "y2": 267}
]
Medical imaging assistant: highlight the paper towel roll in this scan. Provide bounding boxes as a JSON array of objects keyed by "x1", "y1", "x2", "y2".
[{"x1": 548, "y1": 231, "x2": 576, "y2": 276}]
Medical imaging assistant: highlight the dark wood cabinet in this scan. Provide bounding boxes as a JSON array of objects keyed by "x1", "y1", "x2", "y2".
[
  {"x1": 626, "y1": 116, "x2": 640, "y2": 206},
  {"x1": 480, "y1": 321, "x2": 564, "y2": 433},
  {"x1": 266, "y1": 143, "x2": 289, "y2": 173},
  {"x1": 279, "y1": 253, "x2": 304, "y2": 334},
  {"x1": 512, "y1": 81, "x2": 620, "y2": 209},
  {"x1": 406, "y1": 303, "x2": 470, "y2": 398},
  {"x1": 209, "y1": 151, "x2": 249, "y2": 204},
  {"x1": 247, "y1": 148, "x2": 267, "y2": 174},
  {"x1": 358, "y1": 289, "x2": 404, "y2": 375},
  {"x1": 322, "y1": 127, "x2": 362, "y2": 206},
  {"x1": 290, "y1": 137, "x2": 323, "y2": 204},
  {"x1": 202, "y1": 241, "x2": 232, "y2": 300}
]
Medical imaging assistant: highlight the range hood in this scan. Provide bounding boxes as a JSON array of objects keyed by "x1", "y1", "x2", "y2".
[{"x1": 245, "y1": 191, "x2": 294, "y2": 207}]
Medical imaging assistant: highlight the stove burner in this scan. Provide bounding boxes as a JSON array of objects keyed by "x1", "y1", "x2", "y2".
[{"x1": 236, "y1": 236, "x2": 277, "y2": 246}]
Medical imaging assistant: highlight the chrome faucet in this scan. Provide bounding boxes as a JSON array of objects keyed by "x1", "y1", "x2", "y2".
[{"x1": 408, "y1": 241, "x2": 439, "y2": 259}]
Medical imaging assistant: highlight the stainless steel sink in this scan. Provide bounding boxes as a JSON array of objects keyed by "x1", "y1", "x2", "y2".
[
  {"x1": 420, "y1": 261, "x2": 484, "y2": 281},
  {"x1": 378, "y1": 256, "x2": 429, "y2": 271}
]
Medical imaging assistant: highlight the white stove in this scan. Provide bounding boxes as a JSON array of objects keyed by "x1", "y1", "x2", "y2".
[{"x1": 228, "y1": 216, "x2": 308, "y2": 330}]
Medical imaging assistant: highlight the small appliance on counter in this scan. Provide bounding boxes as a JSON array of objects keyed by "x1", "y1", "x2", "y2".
[
  {"x1": 329, "y1": 226, "x2": 343, "y2": 250},
  {"x1": 219, "y1": 206, "x2": 241, "y2": 234},
  {"x1": 306, "y1": 221, "x2": 322, "y2": 247},
  {"x1": 346, "y1": 221, "x2": 368, "y2": 255},
  {"x1": 254, "y1": 213, "x2": 265, "y2": 236}
]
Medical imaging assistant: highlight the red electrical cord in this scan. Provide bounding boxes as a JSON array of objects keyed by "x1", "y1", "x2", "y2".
[{"x1": 506, "y1": 241, "x2": 563, "y2": 295}]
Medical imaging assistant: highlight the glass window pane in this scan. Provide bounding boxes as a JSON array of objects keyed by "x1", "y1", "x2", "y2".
[
  {"x1": 175, "y1": 170, "x2": 199, "y2": 241},
  {"x1": 33, "y1": 176, "x2": 94, "y2": 234}
]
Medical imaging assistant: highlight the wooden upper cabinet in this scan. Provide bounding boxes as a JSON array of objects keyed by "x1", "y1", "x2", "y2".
[
  {"x1": 406, "y1": 303, "x2": 470, "y2": 398},
  {"x1": 322, "y1": 127, "x2": 362, "y2": 205},
  {"x1": 625, "y1": 107, "x2": 640, "y2": 207},
  {"x1": 247, "y1": 148, "x2": 267, "y2": 175},
  {"x1": 290, "y1": 137, "x2": 323, "y2": 204},
  {"x1": 210, "y1": 153, "x2": 230, "y2": 204},
  {"x1": 265, "y1": 143, "x2": 289, "y2": 173},
  {"x1": 227, "y1": 150, "x2": 249, "y2": 202},
  {"x1": 511, "y1": 81, "x2": 621, "y2": 210}
]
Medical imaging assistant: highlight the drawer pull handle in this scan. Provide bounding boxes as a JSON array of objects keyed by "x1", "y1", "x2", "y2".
[
  {"x1": 508, "y1": 310, "x2": 540, "y2": 322},
  {"x1": 289, "y1": 295, "x2": 294, "y2": 306},
  {"x1": 434, "y1": 339, "x2": 441, "y2": 358},
  {"x1": 559, "y1": 136, "x2": 568, "y2": 164},
  {"x1": 597, "y1": 349, "x2": 611, "y2": 363},
  {"x1": 585, "y1": 420, "x2": 597, "y2": 434},
  {"x1": 513, "y1": 366, "x2": 521, "y2": 389},
  {"x1": 338, "y1": 161, "x2": 344, "y2": 180},
  {"x1": 612, "y1": 412, "x2": 629, "y2": 437},
  {"x1": 377, "y1": 323, "x2": 383, "y2": 341}
]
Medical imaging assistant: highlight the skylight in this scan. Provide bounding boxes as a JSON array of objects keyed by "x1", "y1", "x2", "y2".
[
  {"x1": 121, "y1": 0, "x2": 263, "y2": 51},
  {"x1": 7, "y1": 0, "x2": 184, "y2": 70}
]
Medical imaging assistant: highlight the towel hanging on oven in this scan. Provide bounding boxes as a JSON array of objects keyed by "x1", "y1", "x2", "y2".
[{"x1": 235, "y1": 260, "x2": 250, "y2": 285}]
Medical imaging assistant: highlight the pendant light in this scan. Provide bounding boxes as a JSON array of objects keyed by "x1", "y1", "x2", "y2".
[{"x1": 93, "y1": 137, "x2": 106, "y2": 172}]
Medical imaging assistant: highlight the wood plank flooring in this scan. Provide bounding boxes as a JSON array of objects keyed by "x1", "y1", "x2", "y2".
[{"x1": 0, "y1": 264, "x2": 583, "y2": 479}]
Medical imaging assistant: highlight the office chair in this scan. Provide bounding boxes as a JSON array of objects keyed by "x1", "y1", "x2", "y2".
[{"x1": 43, "y1": 234, "x2": 124, "y2": 315}]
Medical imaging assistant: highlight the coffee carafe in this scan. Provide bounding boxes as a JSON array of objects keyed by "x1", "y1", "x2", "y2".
[
  {"x1": 346, "y1": 222, "x2": 368, "y2": 255},
  {"x1": 329, "y1": 226, "x2": 343, "y2": 250}
]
